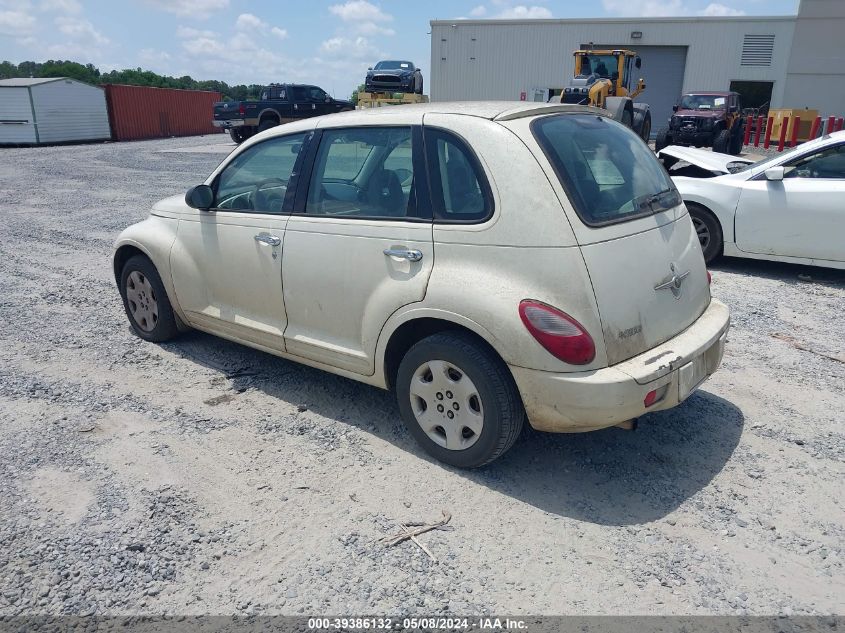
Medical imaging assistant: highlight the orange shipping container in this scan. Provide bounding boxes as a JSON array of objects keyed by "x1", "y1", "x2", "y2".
[{"x1": 104, "y1": 84, "x2": 223, "y2": 141}]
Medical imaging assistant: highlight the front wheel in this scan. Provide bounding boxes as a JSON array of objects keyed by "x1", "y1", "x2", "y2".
[
  {"x1": 119, "y1": 255, "x2": 180, "y2": 343},
  {"x1": 396, "y1": 332, "x2": 524, "y2": 468},
  {"x1": 687, "y1": 203, "x2": 723, "y2": 264},
  {"x1": 654, "y1": 127, "x2": 672, "y2": 152},
  {"x1": 712, "y1": 129, "x2": 731, "y2": 154},
  {"x1": 639, "y1": 111, "x2": 652, "y2": 143},
  {"x1": 729, "y1": 126, "x2": 744, "y2": 155}
]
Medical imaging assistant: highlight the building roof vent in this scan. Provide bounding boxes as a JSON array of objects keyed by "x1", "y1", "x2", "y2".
[{"x1": 741, "y1": 34, "x2": 775, "y2": 66}]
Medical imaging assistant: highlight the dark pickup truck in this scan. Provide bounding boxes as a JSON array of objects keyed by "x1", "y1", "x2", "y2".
[{"x1": 213, "y1": 83, "x2": 354, "y2": 143}]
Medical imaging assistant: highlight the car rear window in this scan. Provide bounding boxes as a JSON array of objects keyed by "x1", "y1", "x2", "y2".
[{"x1": 532, "y1": 114, "x2": 680, "y2": 227}]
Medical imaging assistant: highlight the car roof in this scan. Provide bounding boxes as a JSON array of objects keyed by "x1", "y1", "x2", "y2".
[
  {"x1": 322, "y1": 102, "x2": 601, "y2": 125},
  {"x1": 244, "y1": 102, "x2": 613, "y2": 148},
  {"x1": 683, "y1": 91, "x2": 736, "y2": 97}
]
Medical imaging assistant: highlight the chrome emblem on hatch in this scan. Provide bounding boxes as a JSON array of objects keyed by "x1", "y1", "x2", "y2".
[{"x1": 654, "y1": 262, "x2": 690, "y2": 300}]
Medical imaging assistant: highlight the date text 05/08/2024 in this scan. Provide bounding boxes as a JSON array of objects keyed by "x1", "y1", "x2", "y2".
[{"x1": 307, "y1": 617, "x2": 528, "y2": 630}]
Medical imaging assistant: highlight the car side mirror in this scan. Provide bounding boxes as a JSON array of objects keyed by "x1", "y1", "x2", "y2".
[
  {"x1": 368, "y1": 67, "x2": 373, "y2": 71},
  {"x1": 672, "y1": 104, "x2": 678, "y2": 112},
  {"x1": 325, "y1": 96, "x2": 332, "y2": 102},
  {"x1": 764, "y1": 166, "x2": 784, "y2": 181},
  {"x1": 185, "y1": 184, "x2": 214, "y2": 210},
  {"x1": 635, "y1": 57, "x2": 642, "y2": 69}
]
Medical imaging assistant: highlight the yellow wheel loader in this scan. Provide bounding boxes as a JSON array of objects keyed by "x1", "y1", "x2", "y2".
[{"x1": 560, "y1": 48, "x2": 652, "y2": 142}]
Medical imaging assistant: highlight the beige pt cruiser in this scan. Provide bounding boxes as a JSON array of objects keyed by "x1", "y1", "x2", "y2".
[{"x1": 114, "y1": 102, "x2": 730, "y2": 468}]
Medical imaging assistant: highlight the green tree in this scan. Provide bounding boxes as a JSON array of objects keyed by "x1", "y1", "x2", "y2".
[{"x1": 350, "y1": 83, "x2": 366, "y2": 106}]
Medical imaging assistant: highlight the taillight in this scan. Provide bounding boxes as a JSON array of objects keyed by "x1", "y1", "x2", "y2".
[
  {"x1": 238, "y1": 104, "x2": 246, "y2": 116},
  {"x1": 707, "y1": 270, "x2": 712, "y2": 285},
  {"x1": 518, "y1": 300, "x2": 595, "y2": 365}
]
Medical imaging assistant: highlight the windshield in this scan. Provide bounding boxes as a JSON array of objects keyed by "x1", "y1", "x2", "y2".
[
  {"x1": 374, "y1": 60, "x2": 413, "y2": 70},
  {"x1": 532, "y1": 114, "x2": 680, "y2": 226},
  {"x1": 578, "y1": 54, "x2": 615, "y2": 79},
  {"x1": 679, "y1": 94, "x2": 727, "y2": 111}
]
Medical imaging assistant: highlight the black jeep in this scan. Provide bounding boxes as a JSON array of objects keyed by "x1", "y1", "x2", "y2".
[{"x1": 655, "y1": 91, "x2": 744, "y2": 155}]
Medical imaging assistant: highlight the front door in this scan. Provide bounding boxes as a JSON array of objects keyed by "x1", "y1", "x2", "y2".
[
  {"x1": 170, "y1": 131, "x2": 310, "y2": 351},
  {"x1": 281, "y1": 125, "x2": 433, "y2": 374},
  {"x1": 735, "y1": 142, "x2": 845, "y2": 262}
]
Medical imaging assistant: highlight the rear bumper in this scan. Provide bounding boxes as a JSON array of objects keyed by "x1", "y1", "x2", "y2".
[
  {"x1": 213, "y1": 119, "x2": 246, "y2": 129},
  {"x1": 510, "y1": 299, "x2": 730, "y2": 433}
]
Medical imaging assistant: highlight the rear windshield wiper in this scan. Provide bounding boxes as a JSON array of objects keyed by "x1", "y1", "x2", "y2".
[{"x1": 637, "y1": 189, "x2": 680, "y2": 213}]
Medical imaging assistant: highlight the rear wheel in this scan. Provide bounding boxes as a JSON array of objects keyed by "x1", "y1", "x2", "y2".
[
  {"x1": 229, "y1": 128, "x2": 248, "y2": 144},
  {"x1": 654, "y1": 127, "x2": 672, "y2": 152},
  {"x1": 396, "y1": 332, "x2": 524, "y2": 468},
  {"x1": 687, "y1": 203, "x2": 723, "y2": 264},
  {"x1": 712, "y1": 129, "x2": 731, "y2": 154},
  {"x1": 258, "y1": 118, "x2": 278, "y2": 133},
  {"x1": 620, "y1": 108, "x2": 633, "y2": 129},
  {"x1": 119, "y1": 255, "x2": 179, "y2": 343}
]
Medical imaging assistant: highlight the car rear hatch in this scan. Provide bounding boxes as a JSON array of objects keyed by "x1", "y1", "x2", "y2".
[{"x1": 529, "y1": 113, "x2": 710, "y2": 365}]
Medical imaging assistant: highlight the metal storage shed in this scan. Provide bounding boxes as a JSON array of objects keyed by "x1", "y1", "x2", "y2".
[{"x1": 0, "y1": 77, "x2": 111, "y2": 145}]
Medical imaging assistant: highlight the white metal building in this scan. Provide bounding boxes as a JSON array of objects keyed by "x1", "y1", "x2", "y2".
[
  {"x1": 429, "y1": 0, "x2": 845, "y2": 132},
  {"x1": 0, "y1": 77, "x2": 111, "y2": 145}
]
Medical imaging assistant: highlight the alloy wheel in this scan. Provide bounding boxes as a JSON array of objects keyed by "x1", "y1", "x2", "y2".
[{"x1": 692, "y1": 216, "x2": 711, "y2": 250}]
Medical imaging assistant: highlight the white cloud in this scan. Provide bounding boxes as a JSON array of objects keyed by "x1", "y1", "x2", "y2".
[
  {"x1": 469, "y1": 5, "x2": 487, "y2": 16},
  {"x1": 143, "y1": 0, "x2": 229, "y2": 18},
  {"x1": 55, "y1": 16, "x2": 109, "y2": 45},
  {"x1": 235, "y1": 12, "x2": 266, "y2": 32},
  {"x1": 329, "y1": 0, "x2": 391, "y2": 22},
  {"x1": 601, "y1": 0, "x2": 685, "y2": 16},
  {"x1": 39, "y1": 0, "x2": 81, "y2": 13},
  {"x1": 698, "y1": 2, "x2": 745, "y2": 15},
  {"x1": 0, "y1": 9, "x2": 36, "y2": 35},
  {"x1": 138, "y1": 48, "x2": 172, "y2": 69},
  {"x1": 320, "y1": 35, "x2": 385, "y2": 61},
  {"x1": 271, "y1": 26, "x2": 288, "y2": 39},
  {"x1": 494, "y1": 5, "x2": 553, "y2": 19},
  {"x1": 176, "y1": 25, "x2": 217, "y2": 38}
]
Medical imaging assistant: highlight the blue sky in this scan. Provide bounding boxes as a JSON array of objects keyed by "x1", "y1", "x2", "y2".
[{"x1": 0, "y1": 0, "x2": 798, "y2": 98}]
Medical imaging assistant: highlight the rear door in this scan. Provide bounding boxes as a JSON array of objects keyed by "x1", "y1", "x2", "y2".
[
  {"x1": 735, "y1": 142, "x2": 845, "y2": 262},
  {"x1": 523, "y1": 113, "x2": 710, "y2": 365},
  {"x1": 281, "y1": 125, "x2": 433, "y2": 374}
]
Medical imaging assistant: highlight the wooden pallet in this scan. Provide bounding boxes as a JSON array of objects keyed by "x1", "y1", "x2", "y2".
[{"x1": 357, "y1": 92, "x2": 429, "y2": 108}]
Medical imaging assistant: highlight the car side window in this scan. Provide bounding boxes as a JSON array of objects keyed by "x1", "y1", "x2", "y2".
[
  {"x1": 783, "y1": 144, "x2": 845, "y2": 179},
  {"x1": 291, "y1": 86, "x2": 308, "y2": 101},
  {"x1": 424, "y1": 129, "x2": 492, "y2": 223},
  {"x1": 304, "y1": 127, "x2": 416, "y2": 219},
  {"x1": 309, "y1": 87, "x2": 327, "y2": 101},
  {"x1": 214, "y1": 133, "x2": 307, "y2": 213}
]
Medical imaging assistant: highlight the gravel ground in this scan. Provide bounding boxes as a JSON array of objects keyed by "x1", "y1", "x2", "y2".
[{"x1": 0, "y1": 134, "x2": 843, "y2": 617}]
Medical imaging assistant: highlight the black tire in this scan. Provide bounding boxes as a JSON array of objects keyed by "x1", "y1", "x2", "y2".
[
  {"x1": 712, "y1": 129, "x2": 731, "y2": 154},
  {"x1": 639, "y1": 110, "x2": 652, "y2": 143},
  {"x1": 395, "y1": 332, "x2": 525, "y2": 468},
  {"x1": 728, "y1": 125, "x2": 744, "y2": 155},
  {"x1": 620, "y1": 108, "x2": 633, "y2": 129},
  {"x1": 119, "y1": 255, "x2": 180, "y2": 343},
  {"x1": 229, "y1": 128, "x2": 248, "y2": 144},
  {"x1": 416, "y1": 76, "x2": 424, "y2": 95},
  {"x1": 257, "y1": 118, "x2": 278, "y2": 133},
  {"x1": 654, "y1": 127, "x2": 672, "y2": 152},
  {"x1": 687, "y1": 203, "x2": 723, "y2": 264}
]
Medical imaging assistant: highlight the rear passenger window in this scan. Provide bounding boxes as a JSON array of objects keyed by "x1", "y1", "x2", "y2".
[
  {"x1": 304, "y1": 127, "x2": 418, "y2": 219},
  {"x1": 425, "y1": 129, "x2": 492, "y2": 223}
]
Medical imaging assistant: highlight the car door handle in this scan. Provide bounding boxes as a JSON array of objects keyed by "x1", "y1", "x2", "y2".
[
  {"x1": 383, "y1": 248, "x2": 423, "y2": 262},
  {"x1": 255, "y1": 234, "x2": 281, "y2": 247}
]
